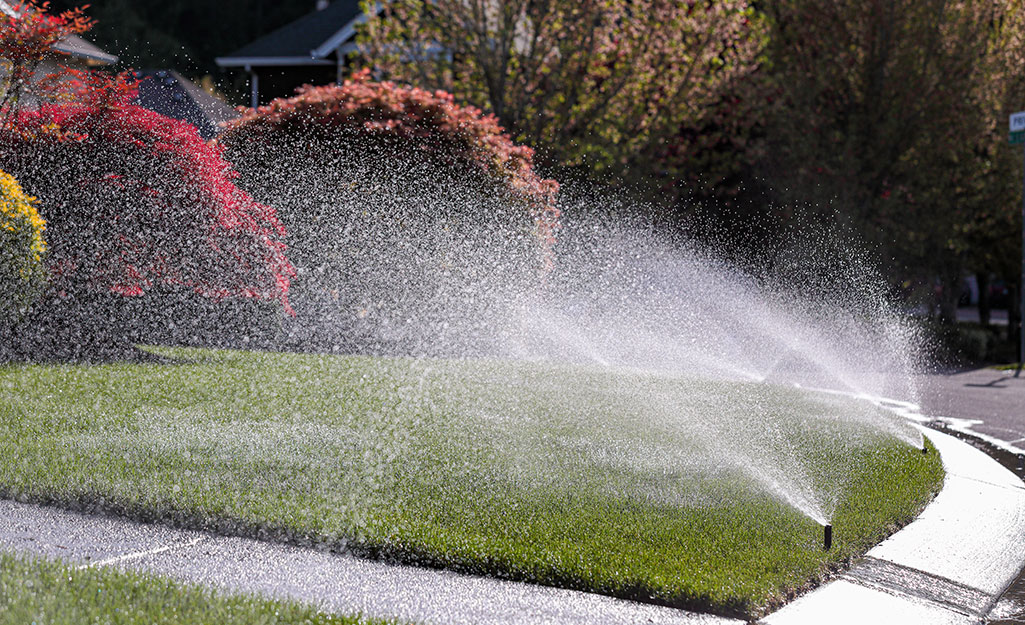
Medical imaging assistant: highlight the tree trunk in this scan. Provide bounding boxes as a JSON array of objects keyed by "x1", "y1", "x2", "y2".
[
  {"x1": 977, "y1": 271, "x2": 991, "y2": 327},
  {"x1": 938, "y1": 271, "x2": 961, "y2": 325},
  {"x1": 1011, "y1": 283, "x2": 1023, "y2": 364}
]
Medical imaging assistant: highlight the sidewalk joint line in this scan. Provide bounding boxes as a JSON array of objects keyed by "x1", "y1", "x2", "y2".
[
  {"x1": 842, "y1": 556, "x2": 994, "y2": 618},
  {"x1": 944, "y1": 472, "x2": 1025, "y2": 493},
  {"x1": 76, "y1": 537, "x2": 207, "y2": 570}
]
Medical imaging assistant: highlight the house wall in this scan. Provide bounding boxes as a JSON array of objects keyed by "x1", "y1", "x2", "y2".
[
  {"x1": 0, "y1": 54, "x2": 95, "y2": 108},
  {"x1": 250, "y1": 65, "x2": 338, "y2": 106}
]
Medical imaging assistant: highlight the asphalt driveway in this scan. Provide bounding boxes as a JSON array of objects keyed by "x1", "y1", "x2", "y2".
[{"x1": 914, "y1": 367, "x2": 1025, "y2": 449}]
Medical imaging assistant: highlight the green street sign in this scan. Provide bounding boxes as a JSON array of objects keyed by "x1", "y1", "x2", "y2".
[{"x1": 1011, "y1": 130, "x2": 1025, "y2": 144}]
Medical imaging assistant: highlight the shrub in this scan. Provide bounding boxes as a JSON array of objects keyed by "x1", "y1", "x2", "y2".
[
  {"x1": 216, "y1": 70, "x2": 559, "y2": 354},
  {"x1": 219, "y1": 70, "x2": 559, "y2": 253},
  {"x1": 1, "y1": 101, "x2": 295, "y2": 312},
  {"x1": 0, "y1": 168, "x2": 46, "y2": 325}
]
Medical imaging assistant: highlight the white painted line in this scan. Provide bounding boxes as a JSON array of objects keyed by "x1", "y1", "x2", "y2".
[
  {"x1": 77, "y1": 537, "x2": 207, "y2": 570},
  {"x1": 939, "y1": 417, "x2": 1025, "y2": 456},
  {"x1": 801, "y1": 383, "x2": 1025, "y2": 457}
]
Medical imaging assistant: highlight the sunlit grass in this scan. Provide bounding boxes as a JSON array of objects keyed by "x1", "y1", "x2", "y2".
[
  {"x1": 0, "y1": 347, "x2": 943, "y2": 618},
  {"x1": 0, "y1": 552, "x2": 390, "y2": 625}
]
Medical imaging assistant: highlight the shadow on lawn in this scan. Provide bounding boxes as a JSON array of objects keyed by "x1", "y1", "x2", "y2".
[{"x1": 1, "y1": 291, "x2": 277, "y2": 365}]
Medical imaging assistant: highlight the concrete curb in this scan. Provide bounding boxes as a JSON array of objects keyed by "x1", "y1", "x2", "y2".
[{"x1": 761, "y1": 425, "x2": 1025, "y2": 625}]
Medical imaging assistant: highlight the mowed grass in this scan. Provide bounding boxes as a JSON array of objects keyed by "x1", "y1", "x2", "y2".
[
  {"x1": 0, "y1": 552, "x2": 389, "y2": 625},
  {"x1": 0, "y1": 347, "x2": 943, "y2": 618}
]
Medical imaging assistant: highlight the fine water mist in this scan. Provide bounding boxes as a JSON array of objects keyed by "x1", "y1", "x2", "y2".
[{"x1": 246, "y1": 156, "x2": 925, "y2": 526}]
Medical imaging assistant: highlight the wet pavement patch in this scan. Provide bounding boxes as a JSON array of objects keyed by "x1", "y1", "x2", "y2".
[{"x1": 845, "y1": 557, "x2": 991, "y2": 618}]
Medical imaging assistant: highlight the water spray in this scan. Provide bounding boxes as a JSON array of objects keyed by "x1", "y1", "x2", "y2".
[{"x1": 823, "y1": 523, "x2": 832, "y2": 550}]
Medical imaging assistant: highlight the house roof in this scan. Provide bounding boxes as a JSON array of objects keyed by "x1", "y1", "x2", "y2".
[
  {"x1": 53, "y1": 35, "x2": 119, "y2": 65},
  {"x1": 133, "y1": 70, "x2": 240, "y2": 139},
  {"x1": 216, "y1": 0, "x2": 367, "y2": 68},
  {"x1": 0, "y1": 0, "x2": 118, "y2": 64}
]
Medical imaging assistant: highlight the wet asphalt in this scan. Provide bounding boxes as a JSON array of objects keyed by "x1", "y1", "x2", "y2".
[{"x1": 914, "y1": 367, "x2": 1025, "y2": 448}]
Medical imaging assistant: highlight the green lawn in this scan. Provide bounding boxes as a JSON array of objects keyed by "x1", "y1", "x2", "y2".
[
  {"x1": 0, "y1": 552, "x2": 388, "y2": 625},
  {"x1": 0, "y1": 347, "x2": 943, "y2": 618}
]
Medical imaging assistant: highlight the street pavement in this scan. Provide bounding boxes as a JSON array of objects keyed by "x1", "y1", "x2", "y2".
[{"x1": 914, "y1": 367, "x2": 1025, "y2": 450}]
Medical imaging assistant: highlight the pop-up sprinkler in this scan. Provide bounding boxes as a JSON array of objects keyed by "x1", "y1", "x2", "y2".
[{"x1": 823, "y1": 523, "x2": 832, "y2": 550}]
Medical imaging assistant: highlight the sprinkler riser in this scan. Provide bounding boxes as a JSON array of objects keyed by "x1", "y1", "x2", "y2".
[{"x1": 823, "y1": 524, "x2": 832, "y2": 550}]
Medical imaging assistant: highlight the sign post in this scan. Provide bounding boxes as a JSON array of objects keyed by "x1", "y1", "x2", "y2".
[{"x1": 1013, "y1": 112, "x2": 1025, "y2": 376}]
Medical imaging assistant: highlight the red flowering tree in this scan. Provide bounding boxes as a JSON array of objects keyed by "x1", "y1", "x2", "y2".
[
  {"x1": 220, "y1": 69, "x2": 558, "y2": 252},
  {"x1": 2, "y1": 102, "x2": 294, "y2": 309},
  {"x1": 217, "y1": 70, "x2": 559, "y2": 353},
  {"x1": 0, "y1": 0, "x2": 93, "y2": 118},
  {"x1": 0, "y1": 2, "x2": 295, "y2": 358}
]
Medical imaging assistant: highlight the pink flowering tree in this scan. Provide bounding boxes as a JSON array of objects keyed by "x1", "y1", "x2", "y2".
[
  {"x1": 218, "y1": 70, "x2": 559, "y2": 353},
  {"x1": 3, "y1": 101, "x2": 293, "y2": 309}
]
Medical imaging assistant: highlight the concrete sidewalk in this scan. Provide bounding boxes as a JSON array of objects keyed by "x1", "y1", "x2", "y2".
[{"x1": 0, "y1": 501, "x2": 738, "y2": 625}]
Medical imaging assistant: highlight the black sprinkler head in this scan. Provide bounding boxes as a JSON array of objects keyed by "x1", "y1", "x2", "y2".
[{"x1": 823, "y1": 524, "x2": 832, "y2": 550}]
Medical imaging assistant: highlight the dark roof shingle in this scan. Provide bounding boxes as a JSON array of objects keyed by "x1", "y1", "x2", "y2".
[
  {"x1": 133, "y1": 70, "x2": 239, "y2": 139},
  {"x1": 219, "y1": 1, "x2": 363, "y2": 63}
]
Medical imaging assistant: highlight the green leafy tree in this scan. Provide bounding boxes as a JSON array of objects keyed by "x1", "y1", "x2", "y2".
[
  {"x1": 359, "y1": 0, "x2": 766, "y2": 187},
  {"x1": 761, "y1": 0, "x2": 1025, "y2": 322}
]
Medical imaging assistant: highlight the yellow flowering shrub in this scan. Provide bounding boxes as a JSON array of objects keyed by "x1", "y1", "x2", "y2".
[{"x1": 0, "y1": 169, "x2": 47, "y2": 323}]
